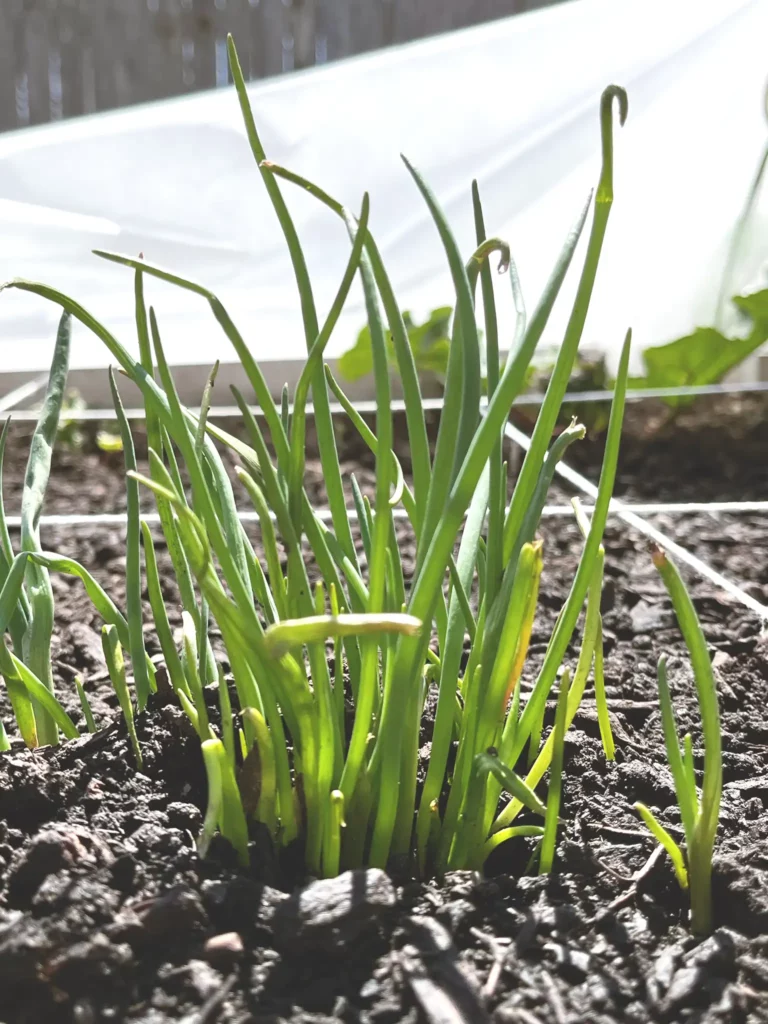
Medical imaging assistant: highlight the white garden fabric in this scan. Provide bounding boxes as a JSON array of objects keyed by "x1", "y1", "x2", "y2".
[{"x1": 0, "y1": 0, "x2": 766, "y2": 393}]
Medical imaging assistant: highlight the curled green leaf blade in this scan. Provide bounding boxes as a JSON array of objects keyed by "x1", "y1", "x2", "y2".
[
  {"x1": 503, "y1": 87, "x2": 627, "y2": 567},
  {"x1": 0, "y1": 552, "x2": 30, "y2": 635},
  {"x1": 594, "y1": 616, "x2": 615, "y2": 762},
  {"x1": 196, "y1": 360, "x2": 220, "y2": 451},
  {"x1": 109, "y1": 368, "x2": 153, "y2": 710},
  {"x1": 21, "y1": 310, "x2": 72, "y2": 747},
  {"x1": 656, "y1": 655, "x2": 697, "y2": 840},
  {"x1": 511, "y1": 332, "x2": 631, "y2": 768},
  {"x1": 140, "y1": 521, "x2": 190, "y2": 700},
  {"x1": 369, "y1": 189, "x2": 595, "y2": 870},
  {"x1": 76, "y1": 677, "x2": 98, "y2": 734},
  {"x1": 102, "y1": 624, "x2": 142, "y2": 769},
  {"x1": 635, "y1": 801, "x2": 688, "y2": 889},
  {"x1": 475, "y1": 751, "x2": 547, "y2": 819},
  {"x1": 30, "y1": 553, "x2": 133, "y2": 655},
  {"x1": 651, "y1": 546, "x2": 721, "y2": 842},
  {"x1": 241, "y1": 707, "x2": 277, "y2": 834},
  {"x1": 539, "y1": 669, "x2": 571, "y2": 875},
  {"x1": 0, "y1": 644, "x2": 78, "y2": 742},
  {"x1": 651, "y1": 545, "x2": 721, "y2": 935},
  {"x1": 263, "y1": 158, "x2": 431, "y2": 533},
  {"x1": 265, "y1": 613, "x2": 421, "y2": 659},
  {"x1": 226, "y1": 35, "x2": 359, "y2": 570}
]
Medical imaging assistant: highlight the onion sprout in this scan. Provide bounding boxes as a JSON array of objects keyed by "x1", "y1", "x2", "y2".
[{"x1": 0, "y1": 39, "x2": 640, "y2": 894}]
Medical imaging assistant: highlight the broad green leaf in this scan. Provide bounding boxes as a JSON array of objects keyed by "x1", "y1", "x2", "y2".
[
  {"x1": 339, "y1": 306, "x2": 453, "y2": 382},
  {"x1": 338, "y1": 323, "x2": 375, "y2": 381},
  {"x1": 641, "y1": 288, "x2": 768, "y2": 407},
  {"x1": 732, "y1": 287, "x2": 768, "y2": 329},
  {"x1": 643, "y1": 326, "x2": 765, "y2": 390}
]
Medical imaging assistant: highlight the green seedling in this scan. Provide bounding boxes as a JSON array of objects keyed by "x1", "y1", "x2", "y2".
[
  {"x1": 1, "y1": 38, "x2": 630, "y2": 883},
  {"x1": 102, "y1": 624, "x2": 142, "y2": 769},
  {"x1": 539, "y1": 668, "x2": 571, "y2": 875},
  {"x1": 635, "y1": 546, "x2": 722, "y2": 935},
  {"x1": 0, "y1": 314, "x2": 85, "y2": 747},
  {"x1": 75, "y1": 676, "x2": 98, "y2": 734}
]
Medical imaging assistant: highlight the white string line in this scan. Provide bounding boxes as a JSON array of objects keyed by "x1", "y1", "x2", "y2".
[
  {"x1": 13, "y1": 499, "x2": 768, "y2": 530},
  {"x1": 4, "y1": 377, "x2": 768, "y2": 423},
  {"x1": 0, "y1": 376, "x2": 47, "y2": 414},
  {"x1": 504, "y1": 421, "x2": 768, "y2": 621},
  {"x1": 560, "y1": 501, "x2": 768, "y2": 515}
]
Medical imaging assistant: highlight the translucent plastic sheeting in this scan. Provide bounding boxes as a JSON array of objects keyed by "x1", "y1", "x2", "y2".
[{"x1": 0, "y1": 0, "x2": 766, "y2": 385}]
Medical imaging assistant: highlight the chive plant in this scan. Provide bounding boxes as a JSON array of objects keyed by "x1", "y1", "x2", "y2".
[
  {"x1": 0, "y1": 312, "x2": 81, "y2": 747},
  {"x1": 1, "y1": 40, "x2": 632, "y2": 881},
  {"x1": 635, "y1": 545, "x2": 722, "y2": 935},
  {"x1": 0, "y1": 313, "x2": 157, "y2": 751}
]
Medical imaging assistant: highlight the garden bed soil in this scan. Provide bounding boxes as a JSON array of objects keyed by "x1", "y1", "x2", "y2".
[
  {"x1": 4, "y1": 389, "x2": 768, "y2": 515},
  {"x1": 0, "y1": 402, "x2": 767, "y2": 1023}
]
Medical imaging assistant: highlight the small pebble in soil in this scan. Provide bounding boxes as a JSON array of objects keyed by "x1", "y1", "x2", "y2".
[
  {"x1": 543, "y1": 940, "x2": 591, "y2": 981},
  {"x1": 200, "y1": 876, "x2": 270, "y2": 932},
  {"x1": 743, "y1": 796, "x2": 764, "y2": 819},
  {"x1": 359, "y1": 978, "x2": 380, "y2": 1001},
  {"x1": 108, "y1": 853, "x2": 138, "y2": 893},
  {"x1": 72, "y1": 999, "x2": 97, "y2": 1024},
  {"x1": 630, "y1": 601, "x2": 671, "y2": 635},
  {"x1": 204, "y1": 931, "x2": 244, "y2": 970},
  {"x1": 166, "y1": 801, "x2": 203, "y2": 832},
  {"x1": 134, "y1": 885, "x2": 208, "y2": 941},
  {"x1": 271, "y1": 868, "x2": 396, "y2": 951},
  {"x1": 105, "y1": 908, "x2": 145, "y2": 947},
  {"x1": 83, "y1": 777, "x2": 105, "y2": 810},
  {"x1": 184, "y1": 959, "x2": 223, "y2": 1002}
]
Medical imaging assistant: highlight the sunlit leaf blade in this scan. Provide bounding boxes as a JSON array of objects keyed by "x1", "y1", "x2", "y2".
[
  {"x1": 635, "y1": 802, "x2": 689, "y2": 889},
  {"x1": 20, "y1": 310, "x2": 71, "y2": 747},
  {"x1": 109, "y1": 368, "x2": 153, "y2": 709},
  {"x1": 265, "y1": 613, "x2": 421, "y2": 658}
]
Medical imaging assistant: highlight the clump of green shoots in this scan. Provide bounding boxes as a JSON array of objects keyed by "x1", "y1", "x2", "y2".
[
  {"x1": 0, "y1": 313, "x2": 81, "y2": 748},
  {"x1": 1, "y1": 37, "x2": 631, "y2": 882},
  {"x1": 0, "y1": 312, "x2": 156, "y2": 755},
  {"x1": 635, "y1": 545, "x2": 722, "y2": 935}
]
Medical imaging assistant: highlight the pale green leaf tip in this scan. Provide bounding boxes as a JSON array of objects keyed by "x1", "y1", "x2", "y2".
[{"x1": 602, "y1": 84, "x2": 629, "y2": 127}]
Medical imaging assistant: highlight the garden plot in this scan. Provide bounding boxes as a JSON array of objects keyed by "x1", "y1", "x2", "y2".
[
  {"x1": 0, "y1": 396, "x2": 764, "y2": 1023},
  {"x1": 0, "y1": 39, "x2": 766, "y2": 1024}
]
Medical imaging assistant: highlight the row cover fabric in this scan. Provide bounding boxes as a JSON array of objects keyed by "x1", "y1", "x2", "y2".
[{"x1": 0, "y1": 0, "x2": 766, "y2": 386}]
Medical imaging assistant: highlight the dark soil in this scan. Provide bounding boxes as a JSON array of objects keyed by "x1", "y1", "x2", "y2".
[
  {"x1": 561, "y1": 392, "x2": 768, "y2": 503},
  {"x1": 4, "y1": 389, "x2": 768, "y2": 515},
  {"x1": 0, "y1": 400, "x2": 767, "y2": 1024}
]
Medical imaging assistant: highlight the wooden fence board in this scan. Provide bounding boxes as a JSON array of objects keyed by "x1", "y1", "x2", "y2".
[
  {"x1": 317, "y1": 0, "x2": 351, "y2": 65},
  {"x1": 0, "y1": 1, "x2": 22, "y2": 127},
  {"x1": 248, "y1": 0, "x2": 287, "y2": 81},
  {"x1": 391, "y1": 0, "x2": 527, "y2": 43},
  {"x1": 55, "y1": 0, "x2": 87, "y2": 119},
  {"x1": 20, "y1": 2, "x2": 51, "y2": 126},
  {"x1": 0, "y1": 0, "x2": 562, "y2": 132}
]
